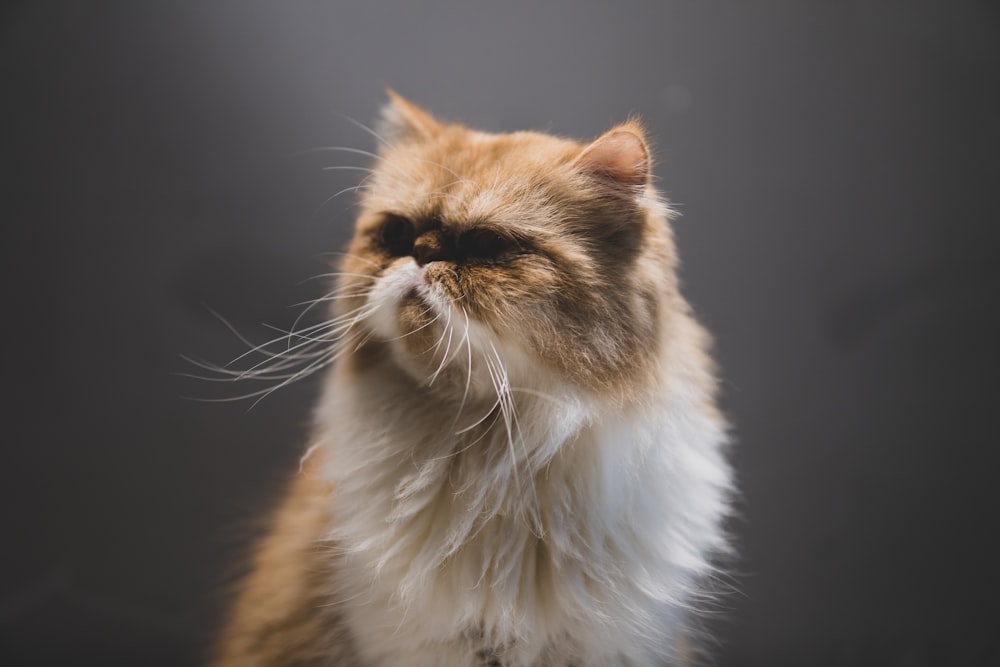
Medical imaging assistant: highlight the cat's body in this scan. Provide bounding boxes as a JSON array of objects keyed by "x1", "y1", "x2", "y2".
[{"x1": 211, "y1": 94, "x2": 732, "y2": 667}]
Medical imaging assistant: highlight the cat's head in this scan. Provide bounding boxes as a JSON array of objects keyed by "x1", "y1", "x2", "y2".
[{"x1": 335, "y1": 92, "x2": 679, "y2": 405}]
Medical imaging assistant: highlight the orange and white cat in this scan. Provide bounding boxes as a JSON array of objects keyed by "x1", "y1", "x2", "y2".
[{"x1": 211, "y1": 92, "x2": 733, "y2": 667}]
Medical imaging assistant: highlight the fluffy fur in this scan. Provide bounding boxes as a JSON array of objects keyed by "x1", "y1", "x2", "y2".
[{"x1": 211, "y1": 93, "x2": 732, "y2": 667}]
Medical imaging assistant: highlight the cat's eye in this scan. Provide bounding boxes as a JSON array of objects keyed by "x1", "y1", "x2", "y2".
[
  {"x1": 377, "y1": 214, "x2": 415, "y2": 257},
  {"x1": 459, "y1": 229, "x2": 520, "y2": 261}
]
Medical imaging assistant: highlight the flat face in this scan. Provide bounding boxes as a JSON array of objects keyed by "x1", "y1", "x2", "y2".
[{"x1": 334, "y1": 117, "x2": 676, "y2": 400}]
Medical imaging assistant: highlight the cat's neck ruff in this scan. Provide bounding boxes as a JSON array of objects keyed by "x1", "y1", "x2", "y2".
[{"x1": 314, "y1": 314, "x2": 730, "y2": 666}]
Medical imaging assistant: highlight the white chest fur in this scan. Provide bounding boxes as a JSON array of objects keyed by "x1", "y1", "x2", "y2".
[{"x1": 315, "y1": 345, "x2": 731, "y2": 667}]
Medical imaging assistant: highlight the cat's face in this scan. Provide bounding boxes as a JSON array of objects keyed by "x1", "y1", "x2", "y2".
[{"x1": 335, "y1": 94, "x2": 677, "y2": 403}]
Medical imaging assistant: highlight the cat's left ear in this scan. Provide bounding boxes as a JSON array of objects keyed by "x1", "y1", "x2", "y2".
[
  {"x1": 574, "y1": 122, "x2": 650, "y2": 193},
  {"x1": 376, "y1": 89, "x2": 443, "y2": 146}
]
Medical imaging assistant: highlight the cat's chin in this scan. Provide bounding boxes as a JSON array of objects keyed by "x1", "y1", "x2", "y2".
[
  {"x1": 388, "y1": 313, "x2": 508, "y2": 404},
  {"x1": 357, "y1": 263, "x2": 482, "y2": 400}
]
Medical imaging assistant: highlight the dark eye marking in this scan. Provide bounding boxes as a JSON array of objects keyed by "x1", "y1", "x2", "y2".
[
  {"x1": 376, "y1": 214, "x2": 416, "y2": 257},
  {"x1": 458, "y1": 228, "x2": 523, "y2": 262}
]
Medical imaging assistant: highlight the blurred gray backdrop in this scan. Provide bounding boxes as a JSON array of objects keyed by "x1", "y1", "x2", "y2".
[{"x1": 3, "y1": 1, "x2": 999, "y2": 665}]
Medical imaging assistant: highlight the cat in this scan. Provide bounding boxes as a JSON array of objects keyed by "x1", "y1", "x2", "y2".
[{"x1": 209, "y1": 91, "x2": 733, "y2": 667}]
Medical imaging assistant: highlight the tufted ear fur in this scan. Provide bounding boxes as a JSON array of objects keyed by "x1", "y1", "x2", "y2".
[
  {"x1": 574, "y1": 123, "x2": 651, "y2": 192},
  {"x1": 376, "y1": 89, "x2": 443, "y2": 145}
]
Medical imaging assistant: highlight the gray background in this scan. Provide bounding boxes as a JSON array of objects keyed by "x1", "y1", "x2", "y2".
[{"x1": 3, "y1": 1, "x2": 999, "y2": 665}]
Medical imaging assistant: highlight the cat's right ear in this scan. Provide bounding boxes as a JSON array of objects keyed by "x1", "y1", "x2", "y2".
[
  {"x1": 376, "y1": 89, "x2": 442, "y2": 146},
  {"x1": 573, "y1": 122, "x2": 651, "y2": 194}
]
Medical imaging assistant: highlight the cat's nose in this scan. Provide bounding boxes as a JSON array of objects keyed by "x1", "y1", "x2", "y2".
[{"x1": 413, "y1": 238, "x2": 443, "y2": 266}]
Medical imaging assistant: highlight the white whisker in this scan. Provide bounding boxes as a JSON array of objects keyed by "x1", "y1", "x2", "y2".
[
  {"x1": 453, "y1": 394, "x2": 503, "y2": 436},
  {"x1": 216, "y1": 302, "x2": 372, "y2": 370},
  {"x1": 319, "y1": 251, "x2": 383, "y2": 270},
  {"x1": 508, "y1": 386, "x2": 575, "y2": 409},
  {"x1": 383, "y1": 308, "x2": 440, "y2": 343},
  {"x1": 341, "y1": 114, "x2": 392, "y2": 148},
  {"x1": 303, "y1": 271, "x2": 378, "y2": 283},
  {"x1": 285, "y1": 283, "x2": 374, "y2": 347},
  {"x1": 426, "y1": 305, "x2": 455, "y2": 386},
  {"x1": 321, "y1": 165, "x2": 375, "y2": 173},
  {"x1": 311, "y1": 184, "x2": 373, "y2": 219},
  {"x1": 291, "y1": 145, "x2": 381, "y2": 161}
]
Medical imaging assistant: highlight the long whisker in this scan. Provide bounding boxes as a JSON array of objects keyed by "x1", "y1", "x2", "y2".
[
  {"x1": 507, "y1": 386, "x2": 575, "y2": 408},
  {"x1": 454, "y1": 393, "x2": 503, "y2": 435},
  {"x1": 184, "y1": 338, "x2": 329, "y2": 382},
  {"x1": 320, "y1": 165, "x2": 375, "y2": 173},
  {"x1": 412, "y1": 158, "x2": 469, "y2": 185},
  {"x1": 286, "y1": 282, "x2": 372, "y2": 345},
  {"x1": 432, "y1": 406, "x2": 503, "y2": 463},
  {"x1": 304, "y1": 271, "x2": 378, "y2": 283},
  {"x1": 427, "y1": 306, "x2": 456, "y2": 386},
  {"x1": 209, "y1": 320, "x2": 371, "y2": 406},
  {"x1": 184, "y1": 294, "x2": 379, "y2": 401},
  {"x1": 189, "y1": 355, "x2": 334, "y2": 406},
  {"x1": 287, "y1": 290, "x2": 369, "y2": 309},
  {"x1": 489, "y1": 341, "x2": 525, "y2": 455},
  {"x1": 489, "y1": 342, "x2": 543, "y2": 535},
  {"x1": 290, "y1": 145, "x2": 381, "y2": 161},
  {"x1": 200, "y1": 305, "x2": 266, "y2": 361},
  {"x1": 269, "y1": 305, "x2": 373, "y2": 342},
  {"x1": 341, "y1": 114, "x2": 392, "y2": 148},
  {"x1": 311, "y1": 183, "x2": 373, "y2": 220},
  {"x1": 180, "y1": 348, "x2": 331, "y2": 388},
  {"x1": 318, "y1": 251, "x2": 383, "y2": 270},
  {"x1": 185, "y1": 335, "x2": 329, "y2": 373},
  {"x1": 178, "y1": 349, "x2": 326, "y2": 383},
  {"x1": 447, "y1": 307, "x2": 475, "y2": 434},
  {"x1": 243, "y1": 345, "x2": 349, "y2": 410},
  {"x1": 383, "y1": 308, "x2": 440, "y2": 342},
  {"x1": 219, "y1": 301, "x2": 375, "y2": 369},
  {"x1": 480, "y1": 348, "x2": 522, "y2": 500},
  {"x1": 426, "y1": 300, "x2": 453, "y2": 357},
  {"x1": 261, "y1": 320, "x2": 360, "y2": 347}
]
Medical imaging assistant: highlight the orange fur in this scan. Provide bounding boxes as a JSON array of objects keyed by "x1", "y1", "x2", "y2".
[
  {"x1": 210, "y1": 94, "x2": 728, "y2": 666},
  {"x1": 340, "y1": 113, "x2": 677, "y2": 402},
  {"x1": 210, "y1": 450, "x2": 357, "y2": 666}
]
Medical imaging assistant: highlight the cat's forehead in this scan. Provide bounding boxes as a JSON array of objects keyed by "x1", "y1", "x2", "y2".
[
  {"x1": 366, "y1": 128, "x2": 581, "y2": 227},
  {"x1": 431, "y1": 128, "x2": 579, "y2": 170}
]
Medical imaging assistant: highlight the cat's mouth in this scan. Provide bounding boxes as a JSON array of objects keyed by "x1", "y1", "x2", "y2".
[
  {"x1": 359, "y1": 262, "x2": 495, "y2": 397},
  {"x1": 395, "y1": 286, "x2": 437, "y2": 345}
]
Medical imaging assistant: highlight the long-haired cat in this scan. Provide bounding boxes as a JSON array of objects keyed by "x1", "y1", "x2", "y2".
[{"x1": 210, "y1": 92, "x2": 733, "y2": 667}]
